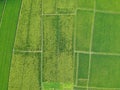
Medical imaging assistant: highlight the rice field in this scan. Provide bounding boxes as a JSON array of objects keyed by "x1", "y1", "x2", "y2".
[
  {"x1": 0, "y1": 0, "x2": 21, "y2": 89},
  {"x1": 0, "y1": 0, "x2": 120, "y2": 90}
]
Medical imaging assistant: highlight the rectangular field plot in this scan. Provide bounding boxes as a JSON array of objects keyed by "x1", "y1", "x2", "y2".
[
  {"x1": 56, "y1": 0, "x2": 76, "y2": 14},
  {"x1": 9, "y1": 52, "x2": 41, "y2": 90},
  {"x1": 89, "y1": 55, "x2": 120, "y2": 88},
  {"x1": 43, "y1": 15, "x2": 74, "y2": 89},
  {"x1": 76, "y1": 10, "x2": 94, "y2": 51},
  {"x1": 77, "y1": 0, "x2": 94, "y2": 9},
  {"x1": 96, "y1": 0, "x2": 120, "y2": 12},
  {"x1": 43, "y1": 15, "x2": 58, "y2": 52},
  {"x1": 74, "y1": 53, "x2": 89, "y2": 87},
  {"x1": 92, "y1": 12, "x2": 120, "y2": 53},
  {"x1": 43, "y1": 52, "x2": 58, "y2": 82},
  {"x1": 14, "y1": 0, "x2": 42, "y2": 51},
  {"x1": 78, "y1": 53, "x2": 89, "y2": 79},
  {"x1": 43, "y1": 0, "x2": 56, "y2": 14},
  {"x1": 57, "y1": 52, "x2": 73, "y2": 83},
  {"x1": 58, "y1": 15, "x2": 74, "y2": 52}
]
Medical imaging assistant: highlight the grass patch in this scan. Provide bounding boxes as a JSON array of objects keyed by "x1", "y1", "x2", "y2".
[
  {"x1": 56, "y1": 0, "x2": 75, "y2": 14},
  {"x1": 9, "y1": 52, "x2": 41, "y2": 90},
  {"x1": 43, "y1": 15, "x2": 58, "y2": 52},
  {"x1": 43, "y1": 0, "x2": 56, "y2": 14},
  {"x1": 76, "y1": 10, "x2": 94, "y2": 51},
  {"x1": 92, "y1": 12, "x2": 120, "y2": 53},
  {"x1": 89, "y1": 55, "x2": 120, "y2": 88},
  {"x1": 77, "y1": 0, "x2": 94, "y2": 9},
  {"x1": 96, "y1": 0, "x2": 120, "y2": 12},
  {"x1": 14, "y1": 0, "x2": 42, "y2": 51}
]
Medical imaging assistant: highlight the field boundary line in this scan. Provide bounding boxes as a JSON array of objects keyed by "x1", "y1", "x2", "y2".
[
  {"x1": 74, "y1": 85, "x2": 120, "y2": 90},
  {"x1": 87, "y1": 0, "x2": 96, "y2": 90},
  {"x1": 43, "y1": 13, "x2": 75, "y2": 16},
  {"x1": 0, "y1": 0, "x2": 7, "y2": 28},
  {"x1": 92, "y1": 52, "x2": 120, "y2": 56},
  {"x1": 75, "y1": 53, "x2": 79, "y2": 85},
  {"x1": 75, "y1": 51, "x2": 90, "y2": 54},
  {"x1": 78, "y1": 79, "x2": 88, "y2": 81},
  {"x1": 77, "y1": 8, "x2": 120, "y2": 15},
  {"x1": 75, "y1": 50, "x2": 120, "y2": 56},
  {"x1": 73, "y1": 3, "x2": 77, "y2": 86},
  {"x1": 41, "y1": 0, "x2": 43, "y2": 90},
  {"x1": 13, "y1": 50, "x2": 42, "y2": 53}
]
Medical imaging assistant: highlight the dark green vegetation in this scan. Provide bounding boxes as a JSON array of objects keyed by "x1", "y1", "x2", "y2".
[
  {"x1": 93, "y1": 12, "x2": 120, "y2": 53},
  {"x1": 0, "y1": 0, "x2": 5, "y2": 21},
  {"x1": 75, "y1": 0, "x2": 120, "y2": 90},
  {"x1": 0, "y1": 0, "x2": 21, "y2": 90}
]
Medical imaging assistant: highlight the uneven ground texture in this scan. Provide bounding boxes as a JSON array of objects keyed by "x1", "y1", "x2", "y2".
[{"x1": 0, "y1": 0, "x2": 120, "y2": 90}]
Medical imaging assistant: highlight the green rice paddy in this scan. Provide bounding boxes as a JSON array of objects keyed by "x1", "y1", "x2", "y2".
[{"x1": 0, "y1": 0, "x2": 120, "y2": 90}]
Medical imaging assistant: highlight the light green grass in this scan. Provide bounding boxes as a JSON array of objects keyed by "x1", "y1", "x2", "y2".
[
  {"x1": 43, "y1": 0, "x2": 75, "y2": 14},
  {"x1": 89, "y1": 55, "x2": 120, "y2": 88},
  {"x1": 9, "y1": 0, "x2": 42, "y2": 90},
  {"x1": 58, "y1": 15, "x2": 74, "y2": 52},
  {"x1": 43, "y1": 15, "x2": 58, "y2": 52},
  {"x1": 9, "y1": 52, "x2": 41, "y2": 90},
  {"x1": 96, "y1": 0, "x2": 120, "y2": 12},
  {"x1": 14, "y1": 0, "x2": 42, "y2": 51},
  {"x1": 92, "y1": 12, "x2": 120, "y2": 53},
  {"x1": 77, "y1": 0, "x2": 94, "y2": 9},
  {"x1": 43, "y1": 15, "x2": 74, "y2": 89},
  {"x1": 43, "y1": 52, "x2": 58, "y2": 82},
  {"x1": 43, "y1": 0, "x2": 56, "y2": 14},
  {"x1": 0, "y1": 0, "x2": 21, "y2": 89},
  {"x1": 56, "y1": 0, "x2": 75, "y2": 13},
  {"x1": 76, "y1": 10, "x2": 94, "y2": 51}
]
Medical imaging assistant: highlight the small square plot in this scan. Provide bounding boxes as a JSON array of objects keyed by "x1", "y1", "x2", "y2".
[
  {"x1": 96, "y1": 0, "x2": 120, "y2": 12},
  {"x1": 92, "y1": 12, "x2": 120, "y2": 53},
  {"x1": 89, "y1": 55, "x2": 120, "y2": 88},
  {"x1": 76, "y1": 10, "x2": 94, "y2": 51},
  {"x1": 77, "y1": 0, "x2": 94, "y2": 9},
  {"x1": 56, "y1": 0, "x2": 76, "y2": 14}
]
